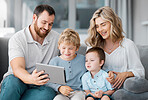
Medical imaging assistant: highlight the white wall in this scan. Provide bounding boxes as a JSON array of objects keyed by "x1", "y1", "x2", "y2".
[{"x1": 133, "y1": 0, "x2": 148, "y2": 45}]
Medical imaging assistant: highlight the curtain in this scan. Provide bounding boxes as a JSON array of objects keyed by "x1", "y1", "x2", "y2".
[{"x1": 106, "y1": 0, "x2": 133, "y2": 40}]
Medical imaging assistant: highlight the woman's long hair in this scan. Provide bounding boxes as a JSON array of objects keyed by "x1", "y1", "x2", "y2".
[{"x1": 85, "y1": 6, "x2": 124, "y2": 48}]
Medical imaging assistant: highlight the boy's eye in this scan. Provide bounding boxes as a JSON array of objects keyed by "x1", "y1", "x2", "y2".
[
  {"x1": 85, "y1": 60, "x2": 88, "y2": 62},
  {"x1": 90, "y1": 60, "x2": 94, "y2": 61},
  {"x1": 69, "y1": 48, "x2": 73, "y2": 50}
]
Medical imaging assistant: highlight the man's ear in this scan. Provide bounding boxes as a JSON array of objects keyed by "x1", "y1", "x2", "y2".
[
  {"x1": 100, "y1": 60, "x2": 104, "y2": 67},
  {"x1": 33, "y1": 14, "x2": 37, "y2": 22}
]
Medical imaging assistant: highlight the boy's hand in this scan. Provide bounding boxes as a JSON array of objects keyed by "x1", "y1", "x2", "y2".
[
  {"x1": 106, "y1": 71, "x2": 115, "y2": 84},
  {"x1": 94, "y1": 90, "x2": 104, "y2": 98},
  {"x1": 58, "y1": 86, "x2": 73, "y2": 96}
]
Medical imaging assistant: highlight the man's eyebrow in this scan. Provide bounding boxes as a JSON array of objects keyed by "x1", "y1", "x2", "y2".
[
  {"x1": 42, "y1": 20, "x2": 54, "y2": 24},
  {"x1": 41, "y1": 20, "x2": 47, "y2": 22}
]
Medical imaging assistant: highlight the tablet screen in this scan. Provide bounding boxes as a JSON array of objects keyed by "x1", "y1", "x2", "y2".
[{"x1": 36, "y1": 63, "x2": 66, "y2": 85}]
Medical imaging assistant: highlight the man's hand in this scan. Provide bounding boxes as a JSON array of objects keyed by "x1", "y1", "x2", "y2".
[
  {"x1": 31, "y1": 69, "x2": 49, "y2": 85},
  {"x1": 58, "y1": 86, "x2": 73, "y2": 96}
]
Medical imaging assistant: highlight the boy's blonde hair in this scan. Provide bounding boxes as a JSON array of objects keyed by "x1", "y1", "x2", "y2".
[{"x1": 58, "y1": 28, "x2": 80, "y2": 49}]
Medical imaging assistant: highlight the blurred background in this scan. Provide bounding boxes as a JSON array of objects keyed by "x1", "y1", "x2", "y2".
[{"x1": 0, "y1": 0, "x2": 148, "y2": 45}]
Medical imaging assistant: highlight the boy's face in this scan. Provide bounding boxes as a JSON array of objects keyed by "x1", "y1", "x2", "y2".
[
  {"x1": 85, "y1": 52, "x2": 104, "y2": 73},
  {"x1": 58, "y1": 42, "x2": 78, "y2": 61}
]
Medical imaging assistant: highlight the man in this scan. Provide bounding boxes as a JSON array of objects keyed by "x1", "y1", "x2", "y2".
[{"x1": 0, "y1": 4, "x2": 59, "y2": 100}]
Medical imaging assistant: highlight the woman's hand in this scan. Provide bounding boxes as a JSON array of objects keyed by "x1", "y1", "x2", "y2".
[
  {"x1": 58, "y1": 86, "x2": 73, "y2": 96},
  {"x1": 112, "y1": 71, "x2": 134, "y2": 89},
  {"x1": 106, "y1": 71, "x2": 115, "y2": 84},
  {"x1": 112, "y1": 71, "x2": 128, "y2": 89}
]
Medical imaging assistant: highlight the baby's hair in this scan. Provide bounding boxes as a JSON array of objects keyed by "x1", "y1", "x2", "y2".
[
  {"x1": 58, "y1": 28, "x2": 80, "y2": 49},
  {"x1": 86, "y1": 47, "x2": 105, "y2": 68}
]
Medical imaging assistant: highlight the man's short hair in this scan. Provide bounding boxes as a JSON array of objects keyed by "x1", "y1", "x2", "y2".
[{"x1": 33, "y1": 4, "x2": 55, "y2": 17}]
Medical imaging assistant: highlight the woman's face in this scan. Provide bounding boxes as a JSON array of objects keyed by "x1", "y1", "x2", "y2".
[{"x1": 95, "y1": 17, "x2": 111, "y2": 40}]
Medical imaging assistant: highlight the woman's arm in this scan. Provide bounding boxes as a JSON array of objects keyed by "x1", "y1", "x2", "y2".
[{"x1": 125, "y1": 39, "x2": 145, "y2": 78}]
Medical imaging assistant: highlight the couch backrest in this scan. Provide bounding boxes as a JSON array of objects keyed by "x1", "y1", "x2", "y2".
[
  {"x1": 137, "y1": 45, "x2": 148, "y2": 80},
  {"x1": 0, "y1": 37, "x2": 9, "y2": 82},
  {"x1": 0, "y1": 38, "x2": 147, "y2": 82}
]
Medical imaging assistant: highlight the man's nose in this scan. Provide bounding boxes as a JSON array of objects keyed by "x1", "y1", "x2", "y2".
[{"x1": 44, "y1": 24, "x2": 49, "y2": 30}]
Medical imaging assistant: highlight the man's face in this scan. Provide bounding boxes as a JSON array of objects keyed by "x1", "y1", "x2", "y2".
[{"x1": 33, "y1": 10, "x2": 55, "y2": 38}]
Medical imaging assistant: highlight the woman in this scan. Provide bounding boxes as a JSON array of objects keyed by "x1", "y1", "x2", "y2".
[{"x1": 85, "y1": 6, "x2": 145, "y2": 91}]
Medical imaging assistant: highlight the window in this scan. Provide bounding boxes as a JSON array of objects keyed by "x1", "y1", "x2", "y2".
[
  {"x1": 5, "y1": 0, "x2": 105, "y2": 35},
  {"x1": 22, "y1": 0, "x2": 68, "y2": 29},
  {"x1": 76, "y1": 0, "x2": 105, "y2": 29},
  {"x1": 0, "y1": 0, "x2": 7, "y2": 27},
  {"x1": 22, "y1": 0, "x2": 105, "y2": 34}
]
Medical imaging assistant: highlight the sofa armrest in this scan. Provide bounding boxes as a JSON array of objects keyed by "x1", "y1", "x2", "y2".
[{"x1": 0, "y1": 37, "x2": 9, "y2": 82}]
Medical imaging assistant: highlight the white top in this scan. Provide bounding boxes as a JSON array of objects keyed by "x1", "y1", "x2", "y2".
[
  {"x1": 3, "y1": 26, "x2": 60, "y2": 78},
  {"x1": 103, "y1": 38, "x2": 145, "y2": 78}
]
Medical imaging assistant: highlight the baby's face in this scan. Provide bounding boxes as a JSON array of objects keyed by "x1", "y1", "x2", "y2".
[{"x1": 85, "y1": 52, "x2": 103, "y2": 73}]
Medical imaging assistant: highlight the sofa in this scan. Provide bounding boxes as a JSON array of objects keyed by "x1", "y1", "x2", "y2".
[{"x1": 0, "y1": 37, "x2": 148, "y2": 100}]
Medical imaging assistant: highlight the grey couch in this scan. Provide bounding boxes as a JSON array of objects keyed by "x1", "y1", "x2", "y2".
[{"x1": 0, "y1": 38, "x2": 148, "y2": 100}]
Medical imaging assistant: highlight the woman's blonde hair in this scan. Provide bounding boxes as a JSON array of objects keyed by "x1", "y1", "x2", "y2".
[
  {"x1": 85, "y1": 6, "x2": 124, "y2": 47},
  {"x1": 58, "y1": 28, "x2": 80, "y2": 49}
]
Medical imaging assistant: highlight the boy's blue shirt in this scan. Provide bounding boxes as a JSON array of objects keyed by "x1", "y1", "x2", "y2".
[
  {"x1": 82, "y1": 69, "x2": 114, "y2": 93},
  {"x1": 46, "y1": 54, "x2": 87, "y2": 92}
]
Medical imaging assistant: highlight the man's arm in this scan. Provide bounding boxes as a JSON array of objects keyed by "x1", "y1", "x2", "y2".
[{"x1": 10, "y1": 57, "x2": 49, "y2": 85}]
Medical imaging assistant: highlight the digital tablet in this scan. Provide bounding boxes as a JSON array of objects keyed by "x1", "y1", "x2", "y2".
[{"x1": 36, "y1": 63, "x2": 66, "y2": 85}]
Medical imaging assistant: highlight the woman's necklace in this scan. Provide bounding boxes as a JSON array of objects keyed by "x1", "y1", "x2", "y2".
[{"x1": 107, "y1": 42, "x2": 115, "y2": 53}]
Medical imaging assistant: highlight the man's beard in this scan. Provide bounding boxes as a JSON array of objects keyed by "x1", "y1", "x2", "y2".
[{"x1": 34, "y1": 21, "x2": 49, "y2": 38}]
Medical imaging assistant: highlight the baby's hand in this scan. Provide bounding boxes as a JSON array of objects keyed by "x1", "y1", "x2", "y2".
[{"x1": 94, "y1": 90, "x2": 104, "y2": 98}]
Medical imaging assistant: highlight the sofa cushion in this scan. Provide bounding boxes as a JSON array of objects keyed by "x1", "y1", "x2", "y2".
[
  {"x1": 137, "y1": 45, "x2": 148, "y2": 80},
  {"x1": 112, "y1": 89, "x2": 148, "y2": 100},
  {"x1": 124, "y1": 77, "x2": 148, "y2": 93}
]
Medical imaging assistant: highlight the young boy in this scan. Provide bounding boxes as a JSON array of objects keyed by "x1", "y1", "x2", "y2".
[
  {"x1": 47, "y1": 28, "x2": 87, "y2": 100},
  {"x1": 82, "y1": 47, "x2": 115, "y2": 100}
]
